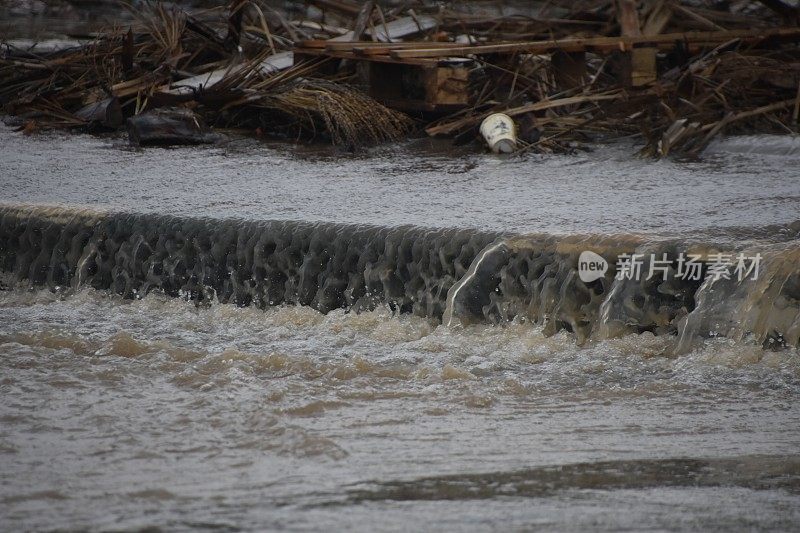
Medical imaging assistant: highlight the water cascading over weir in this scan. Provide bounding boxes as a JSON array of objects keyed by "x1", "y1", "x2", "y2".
[{"x1": 1, "y1": 205, "x2": 798, "y2": 351}]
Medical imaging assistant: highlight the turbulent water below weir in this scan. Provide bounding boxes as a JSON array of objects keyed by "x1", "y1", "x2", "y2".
[
  {"x1": 2, "y1": 290, "x2": 800, "y2": 530},
  {"x1": 1, "y1": 127, "x2": 800, "y2": 530}
]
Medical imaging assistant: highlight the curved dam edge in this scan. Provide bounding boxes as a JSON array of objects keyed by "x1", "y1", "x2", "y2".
[{"x1": 0, "y1": 204, "x2": 798, "y2": 350}]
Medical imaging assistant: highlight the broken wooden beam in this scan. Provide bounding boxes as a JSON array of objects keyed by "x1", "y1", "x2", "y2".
[
  {"x1": 388, "y1": 27, "x2": 800, "y2": 58},
  {"x1": 616, "y1": 0, "x2": 657, "y2": 87},
  {"x1": 425, "y1": 91, "x2": 632, "y2": 137},
  {"x1": 292, "y1": 46, "x2": 437, "y2": 66},
  {"x1": 351, "y1": 1, "x2": 375, "y2": 42},
  {"x1": 617, "y1": 0, "x2": 642, "y2": 37}
]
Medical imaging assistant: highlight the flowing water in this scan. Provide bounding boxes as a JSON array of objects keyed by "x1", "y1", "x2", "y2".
[{"x1": 1, "y1": 125, "x2": 800, "y2": 531}]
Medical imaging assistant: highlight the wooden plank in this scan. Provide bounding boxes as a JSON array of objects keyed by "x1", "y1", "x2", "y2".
[
  {"x1": 354, "y1": 39, "x2": 713, "y2": 62},
  {"x1": 297, "y1": 39, "x2": 343, "y2": 49},
  {"x1": 428, "y1": 65, "x2": 471, "y2": 106},
  {"x1": 375, "y1": 98, "x2": 447, "y2": 112},
  {"x1": 688, "y1": 98, "x2": 796, "y2": 154},
  {"x1": 390, "y1": 27, "x2": 800, "y2": 58},
  {"x1": 616, "y1": 0, "x2": 655, "y2": 87},
  {"x1": 351, "y1": 1, "x2": 375, "y2": 42},
  {"x1": 112, "y1": 74, "x2": 168, "y2": 98},
  {"x1": 352, "y1": 42, "x2": 462, "y2": 56},
  {"x1": 300, "y1": 40, "x2": 452, "y2": 49},
  {"x1": 292, "y1": 45, "x2": 437, "y2": 66},
  {"x1": 628, "y1": 48, "x2": 657, "y2": 86},
  {"x1": 616, "y1": 0, "x2": 642, "y2": 37},
  {"x1": 292, "y1": 21, "x2": 349, "y2": 37},
  {"x1": 426, "y1": 91, "x2": 628, "y2": 137},
  {"x1": 642, "y1": 0, "x2": 672, "y2": 36}
]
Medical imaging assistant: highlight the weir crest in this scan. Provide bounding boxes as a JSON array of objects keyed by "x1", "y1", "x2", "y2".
[{"x1": 1, "y1": 205, "x2": 798, "y2": 350}]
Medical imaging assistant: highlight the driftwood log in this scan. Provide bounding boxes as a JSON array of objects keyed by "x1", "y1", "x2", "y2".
[
  {"x1": 126, "y1": 108, "x2": 219, "y2": 146},
  {"x1": 75, "y1": 98, "x2": 123, "y2": 130}
]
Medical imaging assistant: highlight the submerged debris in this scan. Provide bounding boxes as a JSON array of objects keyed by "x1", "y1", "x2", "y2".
[
  {"x1": 480, "y1": 113, "x2": 517, "y2": 153},
  {"x1": 127, "y1": 106, "x2": 218, "y2": 146},
  {"x1": 1, "y1": 1, "x2": 799, "y2": 156}
]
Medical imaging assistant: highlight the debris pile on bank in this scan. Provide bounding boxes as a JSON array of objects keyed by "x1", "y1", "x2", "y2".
[{"x1": 1, "y1": 0, "x2": 800, "y2": 155}]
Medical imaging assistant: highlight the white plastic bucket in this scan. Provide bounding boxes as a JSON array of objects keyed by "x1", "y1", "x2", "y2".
[{"x1": 479, "y1": 113, "x2": 517, "y2": 154}]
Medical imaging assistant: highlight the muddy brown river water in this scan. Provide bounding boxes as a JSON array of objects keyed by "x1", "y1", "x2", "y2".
[{"x1": 1, "y1": 126, "x2": 800, "y2": 531}]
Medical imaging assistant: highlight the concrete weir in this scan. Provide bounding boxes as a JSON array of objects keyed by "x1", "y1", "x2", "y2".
[{"x1": 1, "y1": 205, "x2": 798, "y2": 349}]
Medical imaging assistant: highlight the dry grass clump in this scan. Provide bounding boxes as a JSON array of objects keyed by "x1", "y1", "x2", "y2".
[{"x1": 251, "y1": 79, "x2": 415, "y2": 146}]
